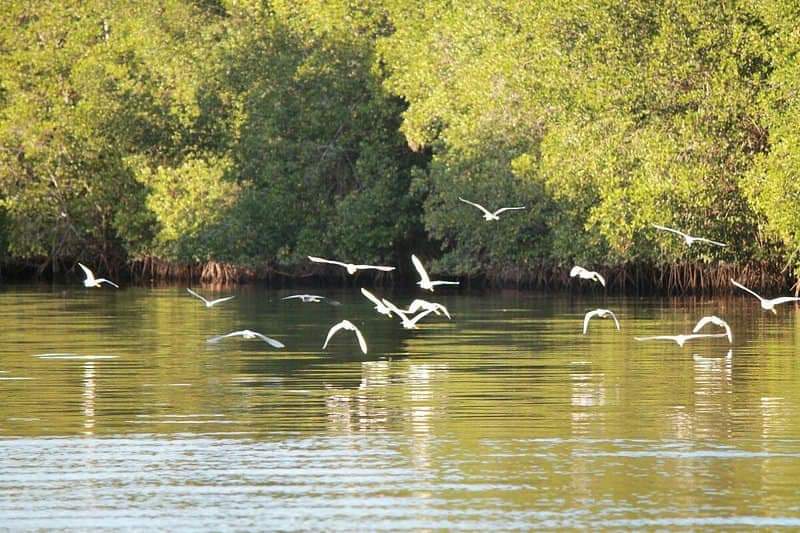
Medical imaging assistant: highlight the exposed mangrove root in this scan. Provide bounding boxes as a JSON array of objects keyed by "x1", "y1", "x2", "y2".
[
  {"x1": 483, "y1": 261, "x2": 793, "y2": 295},
  {"x1": 129, "y1": 258, "x2": 795, "y2": 293},
  {"x1": 200, "y1": 261, "x2": 255, "y2": 284},
  {"x1": 6, "y1": 256, "x2": 796, "y2": 294}
]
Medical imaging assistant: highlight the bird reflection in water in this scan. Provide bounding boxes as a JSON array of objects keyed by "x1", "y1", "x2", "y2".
[
  {"x1": 83, "y1": 361, "x2": 95, "y2": 435},
  {"x1": 570, "y1": 362, "x2": 607, "y2": 437}
]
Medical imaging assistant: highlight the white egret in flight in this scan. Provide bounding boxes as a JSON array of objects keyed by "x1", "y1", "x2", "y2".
[
  {"x1": 582, "y1": 309, "x2": 620, "y2": 335},
  {"x1": 652, "y1": 224, "x2": 726, "y2": 247},
  {"x1": 411, "y1": 254, "x2": 459, "y2": 292},
  {"x1": 186, "y1": 288, "x2": 235, "y2": 308},
  {"x1": 78, "y1": 263, "x2": 119, "y2": 288},
  {"x1": 731, "y1": 279, "x2": 800, "y2": 314},
  {"x1": 282, "y1": 294, "x2": 340, "y2": 305},
  {"x1": 570, "y1": 266, "x2": 606, "y2": 287},
  {"x1": 206, "y1": 330, "x2": 285, "y2": 348},
  {"x1": 692, "y1": 315, "x2": 733, "y2": 343},
  {"x1": 308, "y1": 256, "x2": 395, "y2": 275},
  {"x1": 458, "y1": 197, "x2": 526, "y2": 221},
  {"x1": 323, "y1": 320, "x2": 368, "y2": 354}
]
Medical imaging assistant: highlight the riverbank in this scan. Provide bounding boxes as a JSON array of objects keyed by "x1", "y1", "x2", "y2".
[{"x1": 2, "y1": 257, "x2": 795, "y2": 295}]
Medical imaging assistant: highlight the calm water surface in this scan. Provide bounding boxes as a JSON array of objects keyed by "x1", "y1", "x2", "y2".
[{"x1": 1, "y1": 285, "x2": 799, "y2": 529}]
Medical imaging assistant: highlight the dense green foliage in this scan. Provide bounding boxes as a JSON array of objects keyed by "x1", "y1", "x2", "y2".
[
  {"x1": 0, "y1": 0, "x2": 425, "y2": 275},
  {"x1": 1, "y1": 0, "x2": 799, "y2": 287},
  {"x1": 379, "y1": 0, "x2": 784, "y2": 275}
]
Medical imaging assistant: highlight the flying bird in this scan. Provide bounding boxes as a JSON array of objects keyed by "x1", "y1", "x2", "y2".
[
  {"x1": 323, "y1": 320, "x2": 368, "y2": 354},
  {"x1": 458, "y1": 197, "x2": 526, "y2": 221},
  {"x1": 402, "y1": 299, "x2": 452, "y2": 319},
  {"x1": 381, "y1": 299, "x2": 436, "y2": 329},
  {"x1": 206, "y1": 330, "x2": 285, "y2": 348},
  {"x1": 652, "y1": 224, "x2": 726, "y2": 247},
  {"x1": 634, "y1": 333, "x2": 728, "y2": 347},
  {"x1": 692, "y1": 315, "x2": 733, "y2": 343},
  {"x1": 77, "y1": 263, "x2": 119, "y2": 288},
  {"x1": 186, "y1": 288, "x2": 235, "y2": 308},
  {"x1": 731, "y1": 279, "x2": 800, "y2": 314},
  {"x1": 282, "y1": 294, "x2": 324, "y2": 303},
  {"x1": 570, "y1": 266, "x2": 606, "y2": 287},
  {"x1": 582, "y1": 309, "x2": 620, "y2": 335},
  {"x1": 308, "y1": 256, "x2": 395, "y2": 275},
  {"x1": 360, "y1": 288, "x2": 394, "y2": 317},
  {"x1": 411, "y1": 254, "x2": 459, "y2": 292},
  {"x1": 281, "y1": 294, "x2": 340, "y2": 305}
]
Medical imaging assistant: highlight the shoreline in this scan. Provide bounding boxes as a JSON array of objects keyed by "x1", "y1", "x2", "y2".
[{"x1": 1, "y1": 258, "x2": 795, "y2": 295}]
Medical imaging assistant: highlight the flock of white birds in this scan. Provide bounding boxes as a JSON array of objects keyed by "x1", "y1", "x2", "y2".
[
  {"x1": 76, "y1": 251, "x2": 459, "y2": 355},
  {"x1": 74, "y1": 199, "x2": 800, "y2": 355}
]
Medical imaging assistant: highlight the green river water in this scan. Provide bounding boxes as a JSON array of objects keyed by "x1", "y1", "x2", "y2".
[{"x1": 1, "y1": 285, "x2": 799, "y2": 529}]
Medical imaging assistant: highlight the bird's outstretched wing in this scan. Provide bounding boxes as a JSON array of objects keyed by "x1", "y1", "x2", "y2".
[
  {"x1": 493, "y1": 206, "x2": 526, "y2": 216},
  {"x1": 407, "y1": 308, "x2": 435, "y2": 327},
  {"x1": 695, "y1": 316, "x2": 733, "y2": 342},
  {"x1": 352, "y1": 325, "x2": 368, "y2": 354},
  {"x1": 381, "y1": 298, "x2": 409, "y2": 321},
  {"x1": 687, "y1": 333, "x2": 729, "y2": 341},
  {"x1": 731, "y1": 279, "x2": 764, "y2": 301},
  {"x1": 430, "y1": 280, "x2": 460, "y2": 287},
  {"x1": 694, "y1": 237, "x2": 727, "y2": 247},
  {"x1": 97, "y1": 278, "x2": 119, "y2": 288},
  {"x1": 427, "y1": 302, "x2": 451, "y2": 318},
  {"x1": 652, "y1": 224, "x2": 687, "y2": 238},
  {"x1": 323, "y1": 321, "x2": 349, "y2": 349},
  {"x1": 207, "y1": 295, "x2": 235, "y2": 306},
  {"x1": 582, "y1": 310, "x2": 600, "y2": 335},
  {"x1": 354, "y1": 264, "x2": 396, "y2": 272},
  {"x1": 251, "y1": 332, "x2": 285, "y2": 348},
  {"x1": 361, "y1": 288, "x2": 384, "y2": 307},
  {"x1": 411, "y1": 254, "x2": 431, "y2": 286},
  {"x1": 308, "y1": 256, "x2": 347, "y2": 268},
  {"x1": 77, "y1": 263, "x2": 96, "y2": 283},
  {"x1": 693, "y1": 316, "x2": 720, "y2": 333},
  {"x1": 187, "y1": 288, "x2": 210, "y2": 305},
  {"x1": 584, "y1": 310, "x2": 620, "y2": 334},
  {"x1": 635, "y1": 335, "x2": 675, "y2": 342},
  {"x1": 769, "y1": 297, "x2": 800, "y2": 306},
  {"x1": 405, "y1": 299, "x2": 425, "y2": 314},
  {"x1": 206, "y1": 330, "x2": 244, "y2": 343},
  {"x1": 459, "y1": 197, "x2": 493, "y2": 217},
  {"x1": 282, "y1": 295, "x2": 305, "y2": 301},
  {"x1": 608, "y1": 311, "x2": 620, "y2": 331},
  {"x1": 409, "y1": 300, "x2": 450, "y2": 318}
]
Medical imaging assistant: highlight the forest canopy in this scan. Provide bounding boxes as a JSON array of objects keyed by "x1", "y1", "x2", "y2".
[{"x1": 1, "y1": 0, "x2": 799, "y2": 290}]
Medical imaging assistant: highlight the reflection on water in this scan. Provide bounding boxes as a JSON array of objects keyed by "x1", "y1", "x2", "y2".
[
  {"x1": 1, "y1": 286, "x2": 800, "y2": 528},
  {"x1": 82, "y1": 361, "x2": 95, "y2": 435}
]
